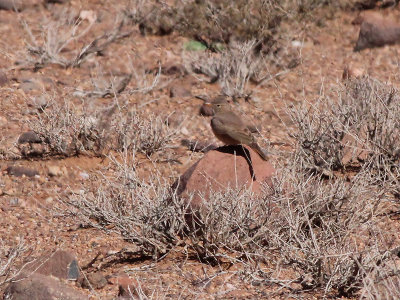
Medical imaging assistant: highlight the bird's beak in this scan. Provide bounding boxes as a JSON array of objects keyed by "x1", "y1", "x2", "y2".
[{"x1": 204, "y1": 102, "x2": 212, "y2": 107}]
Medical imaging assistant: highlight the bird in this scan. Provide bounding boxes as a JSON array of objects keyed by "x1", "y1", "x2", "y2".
[{"x1": 205, "y1": 96, "x2": 269, "y2": 161}]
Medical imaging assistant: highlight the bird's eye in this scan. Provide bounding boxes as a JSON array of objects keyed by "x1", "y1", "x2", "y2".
[{"x1": 217, "y1": 104, "x2": 221, "y2": 107}]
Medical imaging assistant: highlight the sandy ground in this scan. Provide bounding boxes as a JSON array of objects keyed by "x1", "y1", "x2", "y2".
[{"x1": 1, "y1": 1, "x2": 400, "y2": 299}]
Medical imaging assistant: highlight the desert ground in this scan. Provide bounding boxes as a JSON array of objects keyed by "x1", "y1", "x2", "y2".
[{"x1": 1, "y1": 0, "x2": 400, "y2": 299}]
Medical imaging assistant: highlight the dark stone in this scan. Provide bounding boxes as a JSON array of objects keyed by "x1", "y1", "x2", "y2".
[
  {"x1": 199, "y1": 103, "x2": 214, "y2": 116},
  {"x1": 287, "y1": 58, "x2": 300, "y2": 69},
  {"x1": 6, "y1": 166, "x2": 39, "y2": 177},
  {"x1": 0, "y1": 71, "x2": 8, "y2": 86},
  {"x1": 354, "y1": 11, "x2": 400, "y2": 51},
  {"x1": 181, "y1": 139, "x2": 217, "y2": 153},
  {"x1": 161, "y1": 64, "x2": 187, "y2": 76},
  {"x1": 68, "y1": 260, "x2": 80, "y2": 280},
  {"x1": 18, "y1": 131, "x2": 42, "y2": 144},
  {"x1": 0, "y1": 0, "x2": 22, "y2": 11},
  {"x1": 354, "y1": 0, "x2": 379, "y2": 9}
]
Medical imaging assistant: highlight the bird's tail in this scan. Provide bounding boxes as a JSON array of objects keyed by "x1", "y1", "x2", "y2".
[{"x1": 250, "y1": 143, "x2": 269, "y2": 161}]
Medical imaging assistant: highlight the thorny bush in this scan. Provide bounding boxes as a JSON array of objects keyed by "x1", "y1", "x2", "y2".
[
  {"x1": 288, "y1": 77, "x2": 400, "y2": 180},
  {"x1": 60, "y1": 147, "x2": 400, "y2": 297}
]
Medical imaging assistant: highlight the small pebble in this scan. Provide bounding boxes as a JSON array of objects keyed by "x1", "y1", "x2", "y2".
[
  {"x1": 9, "y1": 198, "x2": 19, "y2": 206},
  {"x1": 48, "y1": 165, "x2": 62, "y2": 177},
  {"x1": 79, "y1": 172, "x2": 89, "y2": 180},
  {"x1": 292, "y1": 40, "x2": 302, "y2": 47},
  {"x1": 181, "y1": 127, "x2": 189, "y2": 136},
  {"x1": 0, "y1": 116, "x2": 7, "y2": 127}
]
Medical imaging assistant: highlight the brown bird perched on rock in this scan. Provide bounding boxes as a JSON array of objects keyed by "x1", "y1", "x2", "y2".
[{"x1": 205, "y1": 96, "x2": 269, "y2": 161}]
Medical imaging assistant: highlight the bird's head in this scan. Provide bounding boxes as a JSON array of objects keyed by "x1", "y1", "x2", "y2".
[{"x1": 204, "y1": 96, "x2": 232, "y2": 114}]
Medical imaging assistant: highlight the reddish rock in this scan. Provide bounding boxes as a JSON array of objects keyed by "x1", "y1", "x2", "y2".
[
  {"x1": 353, "y1": 11, "x2": 400, "y2": 51},
  {"x1": 4, "y1": 273, "x2": 86, "y2": 300},
  {"x1": 342, "y1": 65, "x2": 365, "y2": 80},
  {"x1": 174, "y1": 145, "x2": 275, "y2": 209},
  {"x1": 26, "y1": 249, "x2": 79, "y2": 280},
  {"x1": 79, "y1": 271, "x2": 107, "y2": 289}
]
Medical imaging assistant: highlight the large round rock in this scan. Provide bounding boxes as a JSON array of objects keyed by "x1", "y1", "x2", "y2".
[{"x1": 174, "y1": 145, "x2": 275, "y2": 209}]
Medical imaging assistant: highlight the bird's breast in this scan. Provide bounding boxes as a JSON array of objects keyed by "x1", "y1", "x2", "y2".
[{"x1": 211, "y1": 118, "x2": 241, "y2": 145}]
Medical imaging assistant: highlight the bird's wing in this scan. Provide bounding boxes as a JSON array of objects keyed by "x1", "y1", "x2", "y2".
[
  {"x1": 211, "y1": 116, "x2": 254, "y2": 144},
  {"x1": 213, "y1": 112, "x2": 245, "y2": 128}
]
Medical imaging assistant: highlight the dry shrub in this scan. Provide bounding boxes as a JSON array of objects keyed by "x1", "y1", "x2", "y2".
[
  {"x1": 184, "y1": 39, "x2": 270, "y2": 98},
  {"x1": 175, "y1": 0, "x2": 281, "y2": 45},
  {"x1": 288, "y1": 76, "x2": 400, "y2": 178},
  {"x1": 287, "y1": 98, "x2": 346, "y2": 174},
  {"x1": 135, "y1": 1, "x2": 279, "y2": 43},
  {"x1": 184, "y1": 187, "x2": 274, "y2": 265},
  {"x1": 18, "y1": 11, "x2": 132, "y2": 69},
  {"x1": 72, "y1": 57, "x2": 161, "y2": 98},
  {"x1": 264, "y1": 165, "x2": 380, "y2": 294},
  {"x1": 251, "y1": 158, "x2": 400, "y2": 297},
  {"x1": 59, "y1": 152, "x2": 273, "y2": 262},
  {"x1": 57, "y1": 144, "x2": 400, "y2": 297},
  {"x1": 135, "y1": 0, "x2": 366, "y2": 43},
  {"x1": 361, "y1": 271, "x2": 400, "y2": 300},
  {"x1": 59, "y1": 150, "x2": 187, "y2": 258},
  {"x1": 23, "y1": 98, "x2": 178, "y2": 158},
  {"x1": 183, "y1": 37, "x2": 298, "y2": 99},
  {"x1": 51, "y1": 76, "x2": 399, "y2": 297},
  {"x1": 342, "y1": 78, "x2": 400, "y2": 172},
  {"x1": 59, "y1": 150, "x2": 400, "y2": 297},
  {"x1": 282, "y1": 77, "x2": 400, "y2": 295},
  {"x1": 59, "y1": 155, "x2": 276, "y2": 264},
  {"x1": 0, "y1": 239, "x2": 27, "y2": 287},
  {"x1": 26, "y1": 99, "x2": 105, "y2": 157},
  {"x1": 73, "y1": 74, "x2": 133, "y2": 98},
  {"x1": 113, "y1": 109, "x2": 179, "y2": 157},
  {"x1": 132, "y1": 0, "x2": 375, "y2": 44}
]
